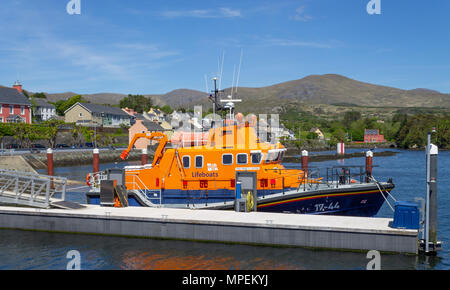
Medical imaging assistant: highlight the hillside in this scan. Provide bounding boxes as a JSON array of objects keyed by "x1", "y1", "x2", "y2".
[
  {"x1": 5, "y1": 74, "x2": 450, "y2": 112},
  {"x1": 145, "y1": 74, "x2": 450, "y2": 112}
]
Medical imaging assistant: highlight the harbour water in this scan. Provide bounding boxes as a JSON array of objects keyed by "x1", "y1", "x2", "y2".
[{"x1": 1, "y1": 149, "x2": 448, "y2": 270}]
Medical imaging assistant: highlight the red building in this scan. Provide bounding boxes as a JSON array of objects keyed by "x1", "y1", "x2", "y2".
[
  {"x1": 364, "y1": 129, "x2": 385, "y2": 143},
  {"x1": 0, "y1": 81, "x2": 32, "y2": 124}
]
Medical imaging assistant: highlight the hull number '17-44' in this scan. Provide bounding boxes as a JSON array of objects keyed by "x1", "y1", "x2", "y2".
[{"x1": 314, "y1": 202, "x2": 340, "y2": 212}]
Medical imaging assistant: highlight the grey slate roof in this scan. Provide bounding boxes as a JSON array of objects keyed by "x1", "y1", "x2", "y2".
[
  {"x1": 141, "y1": 120, "x2": 165, "y2": 131},
  {"x1": 33, "y1": 98, "x2": 55, "y2": 108},
  {"x1": 67, "y1": 102, "x2": 130, "y2": 117},
  {"x1": 0, "y1": 87, "x2": 32, "y2": 106},
  {"x1": 364, "y1": 129, "x2": 380, "y2": 135}
]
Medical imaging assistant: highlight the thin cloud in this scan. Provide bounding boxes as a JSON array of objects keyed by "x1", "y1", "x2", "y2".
[
  {"x1": 292, "y1": 6, "x2": 312, "y2": 22},
  {"x1": 258, "y1": 37, "x2": 335, "y2": 49},
  {"x1": 161, "y1": 7, "x2": 241, "y2": 18}
]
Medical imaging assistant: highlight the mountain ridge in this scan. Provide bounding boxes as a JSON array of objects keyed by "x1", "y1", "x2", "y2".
[{"x1": 3, "y1": 74, "x2": 449, "y2": 112}]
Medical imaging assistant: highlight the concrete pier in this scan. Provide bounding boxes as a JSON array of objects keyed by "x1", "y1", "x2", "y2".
[{"x1": 0, "y1": 205, "x2": 418, "y2": 254}]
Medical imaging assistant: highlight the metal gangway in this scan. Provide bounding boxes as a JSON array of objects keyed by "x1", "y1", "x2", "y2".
[{"x1": 0, "y1": 169, "x2": 71, "y2": 209}]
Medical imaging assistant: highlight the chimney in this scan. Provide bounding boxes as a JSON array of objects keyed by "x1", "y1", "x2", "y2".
[{"x1": 13, "y1": 81, "x2": 23, "y2": 93}]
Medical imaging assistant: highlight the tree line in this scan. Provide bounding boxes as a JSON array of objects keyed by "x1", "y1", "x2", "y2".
[{"x1": 281, "y1": 107, "x2": 450, "y2": 149}]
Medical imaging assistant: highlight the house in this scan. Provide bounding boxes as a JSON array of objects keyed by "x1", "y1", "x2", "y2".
[
  {"x1": 128, "y1": 119, "x2": 165, "y2": 149},
  {"x1": 310, "y1": 127, "x2": 325, "y2": 140},
  {"x1": 0, "y1": 81, "x2": 32, "y2": 124},
  {"x1": 64, "y1": 102, "x2": 131, "y2": 127},
  {"x1": 32, "y1": 98, "x2": 57, "y2": 121},
  {"x1": 364, "y1": 129, "x2": 385, "y2": 143},
  {"x1": 148, "y1": 108, "x2": 165, "y2": 122}
]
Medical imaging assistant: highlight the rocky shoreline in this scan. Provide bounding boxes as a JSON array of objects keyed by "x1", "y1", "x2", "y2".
[
  {"x1": 22, "y1": 150, "x2": 149, "y2": 170},
  {"x1": 283, "y1": 150, "x2": 398, "y2": 163}
]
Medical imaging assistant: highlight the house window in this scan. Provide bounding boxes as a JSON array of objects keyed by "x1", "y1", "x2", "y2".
[
  {"x1": 0, "y1": 105, "x2": 2, "y2": 113},
  {"x1": 20, "y1": 106, "x2": 24, "y2": 115},
  {"x1": 222, "y1": 154, "x2": 233, "y2": 165},
  {"x1": 79, "y1": 113, "x2": 83, "y2": 117},
  {"x1": 195, "y1": 155, "x2": 203, "y2": 168},
  {"x1": 251, "y1": 152, "x2": 262, "y2": 165},
  {"x1": 9, "y1": 105, "x2": 13, "y2": 114},
  {"x1": 182, "y1": 156, "x2": 190, "y2": 168},
  {"x1": 0, "y1": 117, "x2": 3, "y2": 123},
  {"x1": 237, "y1": 153, "x2": 248, "y2": 165}
]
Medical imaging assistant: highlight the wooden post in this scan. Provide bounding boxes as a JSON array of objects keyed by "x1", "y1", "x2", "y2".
[
  {"x1": 93, "y1": 148, "x2": 100, "y2": 173},
  {"x1": 301, "y1": 150, "x2": 309, "y2": 176},
  {"x1": 47, "y1": 148, "x2": 54, "y2": 189},
  {"x1": 365, "y1": 150, "x2": 373, "y2": 183}
]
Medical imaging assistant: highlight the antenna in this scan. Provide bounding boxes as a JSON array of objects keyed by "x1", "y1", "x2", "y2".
[
  {"x1": 235, "y1": 48, "x2": 243, "y2": 95},
  {"x1": 231, "y1": 64, "x2": 236, "y2": 98},
  {"x1": 219, "y1": 50, "x2": 225, "y2": 91}
]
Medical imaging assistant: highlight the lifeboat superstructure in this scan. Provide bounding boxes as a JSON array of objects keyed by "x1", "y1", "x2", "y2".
[{"x1": 118, "y1": 118, "x2": 307, "y2": 205}]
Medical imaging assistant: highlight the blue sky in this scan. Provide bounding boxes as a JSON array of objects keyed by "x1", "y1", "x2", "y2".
[{"x1": 0, "y1": 0, "x2": 449, "y2": 95}]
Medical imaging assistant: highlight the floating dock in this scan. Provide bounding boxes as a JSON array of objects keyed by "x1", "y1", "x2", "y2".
[{"x1": 0, "y1": 205, "x2": 418, "y2": 254}]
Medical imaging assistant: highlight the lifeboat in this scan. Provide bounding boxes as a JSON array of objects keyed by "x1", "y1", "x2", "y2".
[{"x1": 86, "y1": 116, "x2": 395, "y2": 217}]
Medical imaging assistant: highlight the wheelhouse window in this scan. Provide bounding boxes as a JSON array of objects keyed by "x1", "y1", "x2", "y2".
[
  {"x1": 265, "y1": 151, "x2": 279, "y2": 163},
  {"x1": 195, "y1": 155, "x2": 203, "y2": 168},
  {"x1": 265, "y1": 150, "x2": 285, "y2": 163},
  {"x1": 182, "y1": 156, "x2": 190, "y2": 168},
  {"x1": 222, "y1": 154, "x2": 233, "y2": 165},
  {"x1": 236, "y1": 153, "x2": 248, "y2": 165},
  {"x1": 251, "y1": 152, "x2": 262, "y2": 164}
]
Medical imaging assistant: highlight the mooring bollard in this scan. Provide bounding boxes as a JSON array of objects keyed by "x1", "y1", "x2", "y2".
[
  {"x1": 93, "y1": 148, "x2": 100, "y2": 173},
  {"x1": 301, "y1": 150, "x2": 309, "y2": 174},
  {"x1": 142, "y1": 148, "x2": 148, "y2": 165},
  {"x1": 337, "y1": 142, "x2": 345, "y2": 155},
  {"x1": 47, "y1": 148, "x2": 54, "y2": 189},
  {"x1": 365, "y1": 150, "x2": 373, "y2": 183},
  {"x1": 47, "y1": 148, "x2": 54, "y2": 176}
]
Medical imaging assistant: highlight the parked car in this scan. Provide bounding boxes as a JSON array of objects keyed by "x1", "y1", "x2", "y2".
[
  {"x1": 85, "y1": 142, "x2": 94, "y2": 148},
  {"x1": 5, "y1": 144, "x2": 20, "y2": 149},
  {"x1": 31, "y1": 144, "x2": 46, "y2": 149},
  {"x1": 55, "y1": 144, "x2": 70, "y2": 149}
]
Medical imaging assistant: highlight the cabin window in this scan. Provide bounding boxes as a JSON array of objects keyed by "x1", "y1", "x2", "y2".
[
  {"x1": 265, "y1": 151, "x2": 278, "y2": 163},
  {"x1": 195, "y1": 155, "x2": 203, "y2": 168},
  {"x1": 251, "y1": 152, "x2": 262, "y2": 164},
  {"x1": 237, "y1": 153, "x2": 248, "y2": 165},
  {"x1": 222, "y1": 154, "x2": 233, "y2": 165},
  {"x1": 182, "y1": 156, "x2": 190, "y2": 168}
]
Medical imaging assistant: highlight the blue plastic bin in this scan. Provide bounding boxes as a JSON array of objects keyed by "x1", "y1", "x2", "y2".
[{"x1": 392, "y1": 201, "x2": 420, "y2": 230}]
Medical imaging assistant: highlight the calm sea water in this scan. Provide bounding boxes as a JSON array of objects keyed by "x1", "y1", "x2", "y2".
[{"x1": 1, "y1": 149, "x2": 449, "y2": 270}]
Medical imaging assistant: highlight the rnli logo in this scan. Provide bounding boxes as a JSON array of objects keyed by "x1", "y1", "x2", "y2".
[{"x1": 207, "y1": 163, "x2": 218, "y2": 172}]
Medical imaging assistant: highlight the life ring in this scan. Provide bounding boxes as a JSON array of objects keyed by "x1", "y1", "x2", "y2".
[
  {"x1": 246, "y1": 192, "x2": 254, "y2": 212},
  {"x1": 86, "y1": 173, "x2": 90, "y2": 186}
]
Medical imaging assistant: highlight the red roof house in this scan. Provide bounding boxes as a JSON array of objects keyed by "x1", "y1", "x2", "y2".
[
  {"x1": 364, "y1": 129, "x2": 385, "y2": 143},
  {"x1": 0, "y1": 81, "x2": 32, "y2": 124}
]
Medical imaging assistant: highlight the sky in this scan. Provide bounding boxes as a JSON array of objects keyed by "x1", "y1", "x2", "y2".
[{"x1": 0, "y1": 0, "x2": 449, "y2": 95}]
